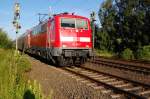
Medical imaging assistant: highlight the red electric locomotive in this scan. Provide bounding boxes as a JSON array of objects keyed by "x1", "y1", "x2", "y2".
[{"x1": 18, "y1": 13, "x2": 93, "y2": 66}]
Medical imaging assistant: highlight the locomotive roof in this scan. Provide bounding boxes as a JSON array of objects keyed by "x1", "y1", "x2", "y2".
[
  {"x1": 29, "y1": 13, "x2": 89, "y2": 32},
  {"x1": 18, "y1": 13, "x2": 90, "y2": 40},
  {"x1": 54, "y1": 13, "x2": 88, "y2": 19}
]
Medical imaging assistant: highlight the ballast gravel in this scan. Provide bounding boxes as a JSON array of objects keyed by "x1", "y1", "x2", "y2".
[
  {"x1": 26, "y1": 57, "x2": 112, "y2": 99},
  {"x1": 83, "y1": 62, "x2": 150, "y2": 85}
]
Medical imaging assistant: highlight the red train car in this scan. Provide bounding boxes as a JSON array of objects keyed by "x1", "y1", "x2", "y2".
[{"x1": 18, "y1": 13, "x2": 93, "y2": 66}]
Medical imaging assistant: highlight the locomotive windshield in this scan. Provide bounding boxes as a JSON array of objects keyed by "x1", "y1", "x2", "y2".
[
  {"x1": 61, "y1": 18, "x2": 88, "y2": 29},
  {"x1": 61, "y1": 18, "x2": 75, "y2": 28},
  {"x1": 76, "y1": 19, "x2": 88, "y2": 29}
]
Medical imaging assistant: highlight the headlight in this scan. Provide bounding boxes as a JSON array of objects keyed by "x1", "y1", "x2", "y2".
[
  {"x1": 62, "y1": 45, "x2": 67, "y2": 48},
  {"x1": 86, "y1": 45, "x2": 89, "y2": 48}
]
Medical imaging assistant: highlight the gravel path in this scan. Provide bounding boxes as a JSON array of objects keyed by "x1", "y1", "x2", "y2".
[{"x1": 26, "y1": 57, "x2": 112, "y2": 99}]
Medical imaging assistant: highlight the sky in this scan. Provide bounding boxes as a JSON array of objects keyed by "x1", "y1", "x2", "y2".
[{"x1": 0, "y1": 0, "x2": 103, "y2": 40}]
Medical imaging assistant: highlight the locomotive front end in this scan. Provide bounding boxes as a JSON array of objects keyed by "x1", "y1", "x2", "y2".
[{"x1": 57, "y1": 14, "x2": 93, "y2": 66}]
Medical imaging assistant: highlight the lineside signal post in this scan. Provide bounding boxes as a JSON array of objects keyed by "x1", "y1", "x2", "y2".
[
  {"x1": 90, "y1": 11, "x2": 96, "y2": 59},
  {"x1": 12, "y1": 1, "x2": 21, "y2": 53},
  {"x1": 90, "y1": 11, "x2": 96, "y2": 50}
]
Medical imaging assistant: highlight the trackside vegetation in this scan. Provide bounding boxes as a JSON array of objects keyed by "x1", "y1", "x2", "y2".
[
  {"x1": 0, "y1": 28, "x2": 13, "y2": 49},
  {"x1": 136, "y1": 45, "x2": 150, "y2": 61},
  {"x1": 96, "y1": 0, "x2": 150, "y2": 60},
  {"x1": 0, "y1": 28, "x2": 52, "y2": 99},
  {"x1": 0, "y1": 49, "x2": 50, "y2": 99},
  {"x1": 96, "y1": 50, "x2": 114, "y2": 58}
]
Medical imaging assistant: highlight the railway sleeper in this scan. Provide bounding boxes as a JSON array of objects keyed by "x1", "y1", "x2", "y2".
[
  {"x1": 107, "y1": 81, "x2": 125, "y2": 85},
  {"x1": 115, "y1": 83, "x2": 132, "y2": 88},
  {"x1": 100, "y1": 78, "x2": 117, "y2": 82},
  {"x1": 138, "y1": 90, "x2": 150, "y2": 97},
  {"x1": 89, "y1": 75, "x2": 104, "y2": 78},
  {"x1": 124, "y1": 86, "x2": 143, "y2": 92},
  {"x1": 111, "y1": 94, "x2": 125, "y2": 99},
  {"x1": 80, "y1": 70, "x2": 96, "y2": 74},
  {"x1": 105, "y1": 80, "x2": 122, "y2": 85},
  {"x1": 101, "y1": 88, "x2": 125, "y2": 99},
  {"x1": 94, "y1": 76, "x2": 110, "y2": 80},
  {"x1": 92, "y1": 86, "x2": 105, "y2": 90},
  {"x1": 82, "y1": 72, "x2": 98, "y2": 76}
]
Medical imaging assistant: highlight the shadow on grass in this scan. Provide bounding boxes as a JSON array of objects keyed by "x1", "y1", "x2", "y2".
[{"x1": 23, "y1": 90, "x2": 35, "y2": 99}]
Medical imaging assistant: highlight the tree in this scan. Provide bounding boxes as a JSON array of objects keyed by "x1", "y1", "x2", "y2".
[
  {"x1": 98, "y1": 0, "x2": 150, "y2": 54},
  {"x1": 95, "y1": 25, "x2": 112, "y2": 51},
  {"x1": 97, "y1": 0, "x2": 115, "y2": 51}
]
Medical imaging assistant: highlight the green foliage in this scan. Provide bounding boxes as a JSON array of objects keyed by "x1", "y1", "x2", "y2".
[
  {"x1": 95, "y1": 25, "x2": 112, "y2": 50},
  {"x1": 98, "y1": 0, "x2": 117, "y2": 52},
  {"x1": 121, "y1": 48, "x2": 134, "y2": 60},
  {"x1": 16, "y1": 55, "x2": 31, "y2": 73},
  {"x1": 98, "y1": 0, "x2": 150, "y2": 57},
  {"x1": 0, "y1": 28, "x2": 13, "y2": 49},
  {"x1": 0, "y1": 49, "x2": 51, "y2": 99},
  {"x1": 136, "y1": 45, "x2": 150, "y2": 60},
  {"x1": 96, "y1": 49, "x2": 114, "y2": 58}
]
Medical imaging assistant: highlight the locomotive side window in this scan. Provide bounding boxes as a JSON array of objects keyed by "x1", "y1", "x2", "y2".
[
  {"x1": 32, "y1": 27, "x2": 36, "y2": 35},
  {"x1": 50, "y1": 20, "x2": 55, "y2": 41},
  {"x1": 61, "y1": 18, "x2": 75, "y2": 28},
  {"x1": 31, "y1": 25, "x2": 42, "y2": 35},
  {"x1": 36, "y1": 25, "x2": 41, "y2": 34},
  {"x1": 76, "y1": 19, "x2": 88, "y2": 29}
]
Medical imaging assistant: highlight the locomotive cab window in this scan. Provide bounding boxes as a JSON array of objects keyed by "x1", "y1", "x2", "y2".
[
  {"x1": 76, "y1": 19, "x2": 88, "y2": 29},
  {"x1": 61, "y1": 18, "x2": 75, "y2": 28}
]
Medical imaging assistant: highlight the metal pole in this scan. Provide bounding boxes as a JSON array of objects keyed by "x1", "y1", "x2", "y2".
[
  {"x1": 92, "y1": 21, "x2": 95, "y2": 49},
  {"x1": 16, "y1": 32, "x2": 18, "y2": 51},
  {"x1": 90, "y1": 11, "x2": 96, "y2": 50},
  {"x1": 13, "y1": 0, "x2": 21, "y2": 53}
]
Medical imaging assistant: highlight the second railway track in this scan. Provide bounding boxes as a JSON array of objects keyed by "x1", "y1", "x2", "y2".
[
  {"x1": 90, "y1": 57, "x2": 150, "y2": 75},
  {"x1": 62, "y1": 66, "x2": 150, "y2": 99}
]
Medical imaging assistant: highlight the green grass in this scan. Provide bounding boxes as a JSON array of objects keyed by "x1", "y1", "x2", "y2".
[
  {"x1": 95, "y1": 49, "x2": 114, "y2": 58},
  {"x1": 0, "y1": 49, "x2": 50, "y2": 99}
]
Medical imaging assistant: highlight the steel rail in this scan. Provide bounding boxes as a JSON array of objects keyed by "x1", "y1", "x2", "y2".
[
  {"x1": 90, "y1": 59, "x2": 150, "y2": 74},
  {"x1": 62, "y1": 67, "x2": 150, "y2": 99}
]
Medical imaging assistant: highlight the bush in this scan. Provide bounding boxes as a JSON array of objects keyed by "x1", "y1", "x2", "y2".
[
  {"x1": 0, "y1": 28, "x2": 13, "y2": 49},
  {"x1": 136, "y1": 45, "x2": 150, "y2": 61},
  {"x1": 121, "y1": 48, "x2": 134, "y2": 60}
]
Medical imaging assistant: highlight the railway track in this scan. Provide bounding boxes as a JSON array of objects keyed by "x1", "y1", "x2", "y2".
[
  {"x1": 96, "y1": 56, "x2": 150, "y2": 65},
  {"x1": 90, "y1": 57, "x2": 150, "y2": 75},
  {"x1": 63, "y1": 66, "x2": 150, "y2": 99}
]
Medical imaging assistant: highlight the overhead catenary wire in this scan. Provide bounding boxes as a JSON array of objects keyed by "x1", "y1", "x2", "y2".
[{"x1": 36, "y1": 0, "x2": 62, "y2": 23}]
